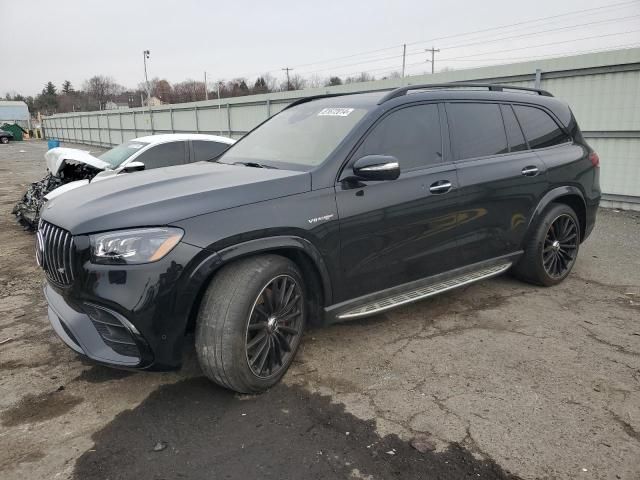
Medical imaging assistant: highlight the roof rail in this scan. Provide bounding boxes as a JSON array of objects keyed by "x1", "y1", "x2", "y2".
[{"x1": 377, "y1": 83, "x2": 553, "y2": 104}]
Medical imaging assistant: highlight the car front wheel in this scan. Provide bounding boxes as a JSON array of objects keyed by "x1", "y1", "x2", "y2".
[
  {"x1": 0, "y1": 137, "x2": 9, "y2": 144},
  {"x1": 195, "y1": 254, "x2": 306, "y2": 393}
]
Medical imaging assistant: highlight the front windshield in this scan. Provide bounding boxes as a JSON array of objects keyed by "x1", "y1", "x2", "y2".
[
  {"x1": 219, "y1": 101, "x2": 370, "y2": 169},
  {"x1": 99, "y1": 141, "x2": 149, "y2": 168}
]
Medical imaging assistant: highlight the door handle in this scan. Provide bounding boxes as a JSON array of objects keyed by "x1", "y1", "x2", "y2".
[
  {"x1": 429, "y1": 180, "x2": 452, "y2": 194},
  {"x1": 521, "y1": 166, "x2": 539, "y2": 177}
]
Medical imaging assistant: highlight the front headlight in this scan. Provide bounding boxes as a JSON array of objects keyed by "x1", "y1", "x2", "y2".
[{"x1": 90, "y1": 227, "x2": 183, "y2": 265}]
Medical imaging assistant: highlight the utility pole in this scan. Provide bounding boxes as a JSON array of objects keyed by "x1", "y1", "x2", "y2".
[
  {"x1": 204, "y1": 71, "x2": 208, "y2": 100},
  {"x1": 282, "y1": 67, "x2": 293, "y2": 91},
  {"x1": 425, "y1": 47, "x2": 440, "y2": 74},
  {"x1": 402, "y1": 44, "x2": 406, "y2": 78}
]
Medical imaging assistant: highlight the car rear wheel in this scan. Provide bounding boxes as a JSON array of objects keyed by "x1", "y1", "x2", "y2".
[
  {"x1": 0, "y1": 137, "x2": 9, "y2": 144},
  {"x1": 513, "y1": 203, "x2": 580, "y2": 286},
  {"x1": 195, "y1": 254, "x2": 306, "y2": 393}
]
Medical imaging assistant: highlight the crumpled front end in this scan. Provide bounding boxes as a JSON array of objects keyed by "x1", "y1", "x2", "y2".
[{"x1": 13, "y1": 148, "x2": 107, "y2": 230}]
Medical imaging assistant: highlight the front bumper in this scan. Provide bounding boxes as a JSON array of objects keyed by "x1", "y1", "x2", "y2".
[
  {"x1": 45, "y1": 284, "x2": 149, "y2": 367},
  {"x1": 41, "y1": 239, "x2": 211, "y2": 370}
]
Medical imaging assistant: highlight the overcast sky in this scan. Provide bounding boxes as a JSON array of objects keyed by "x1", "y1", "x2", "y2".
[{"x1": 2, "y1": 0, "x2": 639, "y2": 96}]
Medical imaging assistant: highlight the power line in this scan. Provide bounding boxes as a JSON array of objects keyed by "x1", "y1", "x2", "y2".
[
  {"x1": 210, "y1": 0, "x2": 638, "y2": 81},
  {"x1": 295, "y1": 0, "x2": 637, "y2": 71},
  {"x1": 423, "y1": 42, "x2": 640, "y2": 63},
  {"x1": 439, "y1": 29, "x2": 640, "y2": 61},
  {"x1": 338, "y1": 41, "x2": 640, "y2": 80},
  {"x1": 403, "y1": 0, "x2": 638, "y2": 48},
  {"x1": 293, "y1": 13, "x2": 638, "y2": 77},
  {"x1": 437, "y1": 13, "x2": 640, "y2": 50}
]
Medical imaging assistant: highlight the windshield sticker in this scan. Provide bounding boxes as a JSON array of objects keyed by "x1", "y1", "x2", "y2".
[
  {"x1": 128, "y1": 143, "x2": 145, "y2": 149},
  {"x1": 318, "y1": 108, "x2": 354, "y2": 117}
]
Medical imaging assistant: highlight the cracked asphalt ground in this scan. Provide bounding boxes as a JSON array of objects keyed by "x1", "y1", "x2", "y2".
[{"x1": 1, "y1": 141, "x2": 639, "y2": 480}]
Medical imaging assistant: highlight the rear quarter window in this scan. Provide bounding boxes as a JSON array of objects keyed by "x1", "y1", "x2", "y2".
[
  {"x1": 192, "y1": 140, "x2": 230, "y2": 162},
  {"x1": 513, "y1": 105, "x2": 571, "y2": 149},
  {"x1": 500, "y1": 104, "x2": 527, "y2": 152}
]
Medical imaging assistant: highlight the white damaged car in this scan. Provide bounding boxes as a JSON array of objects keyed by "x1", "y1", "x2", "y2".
[
  {"x1": 13, "y1": 134, "x2": 235, "y2": 228},
  {"x1": 45, "y1": 134, "x2": 235, "y2": 201}
]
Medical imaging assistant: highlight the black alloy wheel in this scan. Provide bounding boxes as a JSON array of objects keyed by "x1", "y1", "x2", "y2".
[
  {"x1": 542, "y1": 213, "x2": 579, "y2": 279},
  {"x1": 245, "y1": 275, "x2": 304, "y2": 379}
]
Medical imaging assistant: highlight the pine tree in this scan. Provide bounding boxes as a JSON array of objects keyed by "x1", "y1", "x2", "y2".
[
  {"x1": 61, "y1": 80, "x2": 74, "y2": 94},
  {"x1": 43, "y1": 81, "x2": 57, "y2": 96}
]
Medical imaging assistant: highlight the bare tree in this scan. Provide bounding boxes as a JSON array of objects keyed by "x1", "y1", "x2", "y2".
[
  {"x1": 325, "y1": 76, "x2": 343, "y2": 86},
  {"x1": 345, "y1": 72, "x2": 375, "y2": 84},
  {"x1": 172, "y1": 80, "x2": 206, "y2": 103},
  {"x1": 380, "y1": 71, "x2": 402, "y2": 80},
  {"x1": 84, "y1": 75, "x2": 124, "y2": 109},
  {"x1": 280, "y1": 74, "x2": 306, "y2": 91},
  {"x1": 153, "y1": 79, "x2": 172, "y2": 103},
  {"x1": 307, "y1": 74, "x2": 324, "y2": 89}
]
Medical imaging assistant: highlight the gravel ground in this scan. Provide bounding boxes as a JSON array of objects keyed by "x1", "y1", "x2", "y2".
[{"x1": 1, "y1": 140, "x2": 639, "y2": 480}]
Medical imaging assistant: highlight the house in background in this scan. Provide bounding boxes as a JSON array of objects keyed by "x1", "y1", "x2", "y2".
[
  {"x1": 104, "y1": 101, "x2": 130, "y2": 110},
  {"x1": 146, "y1": 96, "x2": 162, "y2": 107}
]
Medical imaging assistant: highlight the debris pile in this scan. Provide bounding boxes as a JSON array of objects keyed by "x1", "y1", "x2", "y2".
[{"x1": 12, "y1": 163, "x2": 98, "y2": 230}]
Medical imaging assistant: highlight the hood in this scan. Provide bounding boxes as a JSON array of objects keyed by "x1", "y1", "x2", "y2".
[
  {"x1": 44, "y1": 169, "x2": 121, "y2": 201},
  {"x1": 45, "y1": 147, "x2": 110, "y2": 176},
  {"x1": 41, "y1": 162, "x2": 311, "y2": 235}
]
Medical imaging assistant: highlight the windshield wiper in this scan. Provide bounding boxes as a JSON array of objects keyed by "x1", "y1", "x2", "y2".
[{"x1": 233, "y1": 161, "x2": 278, "y2": 169}]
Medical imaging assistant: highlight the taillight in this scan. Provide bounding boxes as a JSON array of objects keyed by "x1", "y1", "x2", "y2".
[{"x1": 589, "y1": 152, "x2": 600, "y2": 168}]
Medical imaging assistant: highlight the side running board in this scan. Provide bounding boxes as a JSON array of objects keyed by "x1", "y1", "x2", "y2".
[{"x1": 337, "y1": 262, "x2": 512, "y2": 320}]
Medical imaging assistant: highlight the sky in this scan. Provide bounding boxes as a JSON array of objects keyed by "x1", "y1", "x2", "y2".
[{"x1": 1, "y1": 0, "x2": 639, "y2": 96}]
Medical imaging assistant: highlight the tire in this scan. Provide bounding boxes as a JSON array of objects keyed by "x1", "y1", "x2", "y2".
[
  {"x1": 195, "y1": 254, "x2": 306, "y2": 393},
  {"x1": 513, "y1": 203, "x2": 580, "y2": 286},
  {"x1": 0, "y1": 137, "x2": 8, "y2": 144}
]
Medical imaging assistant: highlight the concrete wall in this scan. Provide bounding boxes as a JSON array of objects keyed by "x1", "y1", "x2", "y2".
[{"x1": 42, "y1": 48, "x2": 640, "y2": 210}]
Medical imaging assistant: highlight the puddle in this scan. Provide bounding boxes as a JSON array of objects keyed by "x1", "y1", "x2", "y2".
[
  {"x1": 73, "y1": 366, "x2": 135, "y2": 384},
  {"x1": 1, "y1": 390, "x2": 83, "y2": 427},
  {"x1": 74, "y1": 377, "x2": 518, "y2": 479}
]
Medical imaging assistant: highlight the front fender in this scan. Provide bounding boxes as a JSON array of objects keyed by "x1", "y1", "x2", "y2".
[{"x1": 175, "y1": 235, "x2": 333, "y2": 325}]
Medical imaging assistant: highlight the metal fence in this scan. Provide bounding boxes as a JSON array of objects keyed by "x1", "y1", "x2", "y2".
[{"x1": 43, "y1": 48, "x2": 640, "y2": 210}]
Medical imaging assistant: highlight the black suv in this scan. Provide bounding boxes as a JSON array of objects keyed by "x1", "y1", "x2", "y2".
[{"x1": 39, "y1": 84, "x2": 600, "y2": 393}]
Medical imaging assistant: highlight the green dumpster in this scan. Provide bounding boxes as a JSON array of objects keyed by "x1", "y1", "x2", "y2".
[{"x1": 1, "y1": 123, "x2": 25, "y2": 141}]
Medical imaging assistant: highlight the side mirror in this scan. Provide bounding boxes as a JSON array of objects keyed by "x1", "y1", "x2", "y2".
[
  {"x1": 121, "y1": 161, "x2": 145, "y2": 173},
  {"x1": 352, "y1": 155, "x2": 400, "y2": 181}
]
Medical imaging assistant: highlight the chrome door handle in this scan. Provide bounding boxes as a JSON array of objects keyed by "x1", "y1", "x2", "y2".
[
  {"x1": 429, "y1": 180, "x2": 452, "y2": 194},
  {"x1": 521, "y1": 166, "x2": 539, "y2": 176}
]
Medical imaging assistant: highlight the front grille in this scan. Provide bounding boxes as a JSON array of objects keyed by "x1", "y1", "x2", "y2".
[{"x1": 39, "y1": 221, "x2": 75, "y2": 286}]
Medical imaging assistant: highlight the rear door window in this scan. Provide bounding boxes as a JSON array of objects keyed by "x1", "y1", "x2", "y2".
[
  {"x1": 135, "y1": 141, "x2": 187, "y2": 169},
  {"x1": 192, "y1": 140, "x2": 230, "y2": 162},
  {"x1": 354, "y1": 103, "x2": 443, "y2": 171},
  {"x1": 447, "y1": 103, "x2": 509, "y2": 160},
  {"x1": 513, "y1": 105, "x2": 571, "y2": 149},
  {"x1": 500, "y1": 104, "x2": 527, "y2": 152}
]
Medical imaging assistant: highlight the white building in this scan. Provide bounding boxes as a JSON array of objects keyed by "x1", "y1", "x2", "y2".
[{"x1": 0, "y1": 100, "x2": 30, "y2": 129}]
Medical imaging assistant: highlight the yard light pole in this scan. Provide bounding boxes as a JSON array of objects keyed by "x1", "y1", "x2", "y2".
[
  {"x1": 143, "y1": 50, "x2": 151, "y2": 104},
  {"x1": 217, "y1": 81, "x2": 223, "y2": 135},
  {"x1": 143, "y1": 49, "x2": 153, "y2": 134}
]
